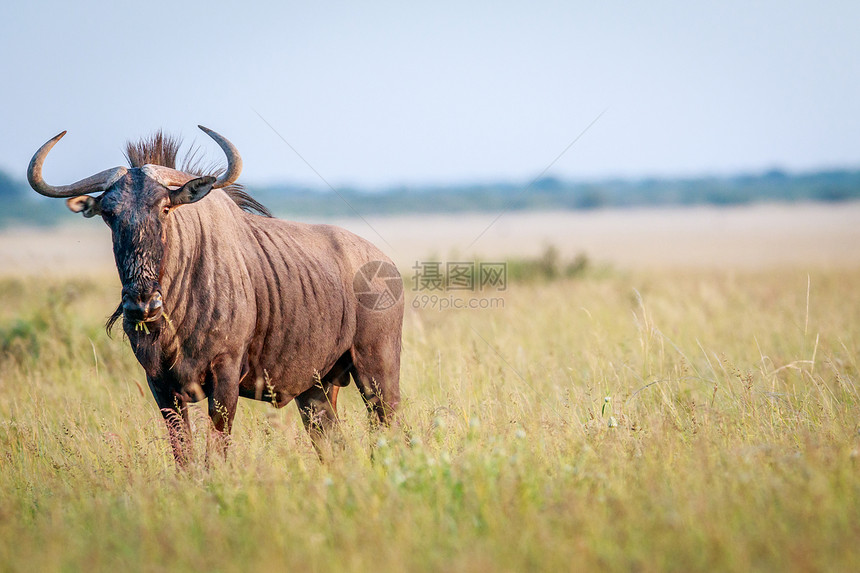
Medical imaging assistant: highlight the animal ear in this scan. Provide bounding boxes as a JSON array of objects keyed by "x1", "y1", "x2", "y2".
[
  {"x1": 66, "y1": 195, "x2": 101, "y2": 218},
  {"x1": 169, "y1": 176, "x2": 217, "y2": 206}
]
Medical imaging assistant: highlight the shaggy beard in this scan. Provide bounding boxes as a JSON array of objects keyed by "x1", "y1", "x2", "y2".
[
  {"x1": 108, "y1": 301, "x2": 165, "y2": 377},
  {"x1": 124, "y1": 318, "x2": 164, "y2": 378}
]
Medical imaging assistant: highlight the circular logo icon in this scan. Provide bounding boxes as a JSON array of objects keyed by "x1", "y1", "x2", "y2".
[{"x1": 353, "y1": 261, "x2": 403, "y2": 311}]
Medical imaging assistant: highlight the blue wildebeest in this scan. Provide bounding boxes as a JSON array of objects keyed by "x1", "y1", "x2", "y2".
[{"x1": 27, "y1": 126, "x2": 403, "y2": 463}]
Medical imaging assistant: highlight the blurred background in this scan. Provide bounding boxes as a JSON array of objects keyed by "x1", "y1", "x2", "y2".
[{"x1": 1, "y1": 0, "x2": 859, "y2": 273}]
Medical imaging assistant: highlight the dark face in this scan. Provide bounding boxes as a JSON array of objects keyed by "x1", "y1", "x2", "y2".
[
  {"x1": 100, "y1": 171, "x2": 170, "y2": 323},
  {"x1": 67, "y1": 169, "x2": 216, "y2": 326}
]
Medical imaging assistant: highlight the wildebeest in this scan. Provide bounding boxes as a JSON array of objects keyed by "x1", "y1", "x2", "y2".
[{"x1": 27, "y1": 126, "x2": 403, "y2": 463}]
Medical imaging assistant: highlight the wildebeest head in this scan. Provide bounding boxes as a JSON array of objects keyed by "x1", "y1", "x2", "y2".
[
  {"x1": 27, "y1": 126, "x2": 243, "y2": 326},
  {"x1": 80, "y1": 169, "x2": 217, "y2": 325}
]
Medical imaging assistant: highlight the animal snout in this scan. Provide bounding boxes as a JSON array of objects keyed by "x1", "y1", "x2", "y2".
[{"x1": 123, "y1": 291, "x2": 163, "y2": 323}]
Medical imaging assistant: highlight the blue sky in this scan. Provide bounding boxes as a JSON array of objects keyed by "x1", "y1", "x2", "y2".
[{"x1": 2, "y1": 1, "x2": 858, "y2": 188}]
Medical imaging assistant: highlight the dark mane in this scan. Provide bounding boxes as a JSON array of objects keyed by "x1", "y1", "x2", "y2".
[
  {"x1": 124, "y1": 132, "x2": 182, "y2": 169},
  {"x1": 124, "y1": 130, "x2": 272, "y2": 218}
]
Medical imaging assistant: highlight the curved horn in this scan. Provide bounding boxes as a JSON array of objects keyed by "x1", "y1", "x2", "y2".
[
  {"x1": 140, "y1": 164, "x2": 198, "y2": 188},
  {"x1": 28, "y1": 131, "x2": 128, "y2": 198},
  {"x1": 198, "y1": 125, "x2": 242, "y2": 188}
]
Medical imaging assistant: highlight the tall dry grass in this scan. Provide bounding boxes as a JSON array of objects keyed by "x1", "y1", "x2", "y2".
[{"x1": 0, "y1": 267, "x2": 858, "y2": 571}]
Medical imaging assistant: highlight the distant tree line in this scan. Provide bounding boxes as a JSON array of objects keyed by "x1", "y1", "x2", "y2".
[
  {"x1": 0, "y1": 171, "x2": 69, "y2": 227},
  {"x1": 0, "y1": 166, "x2": 858, "y2": 227},
  {"x1": 249, "y1": 168, "x2": 860, "y2": 217},
  {"x1": 0, "y1": 170, "x2": 23, "y2": 199}
]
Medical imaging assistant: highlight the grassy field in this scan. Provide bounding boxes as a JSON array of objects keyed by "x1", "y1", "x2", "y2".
[{"x1": 1, "y1": 260, "x2": 858, "y2": 572}]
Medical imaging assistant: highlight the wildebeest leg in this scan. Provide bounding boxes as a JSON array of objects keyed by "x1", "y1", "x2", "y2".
[
  {"x1": 147, "y1": 376, "x2": 191, "y2": 467},
  {"x1": 328, "y1": 386, "x2": 340, "y2": 412},
  {"x1": 295, "y1": 381, "x2": 341, "y2": 458},
  {"x1": 319, "y1": 350, "x2": 353, "y2": 415},
  {"x1": 351, "y1": 341, "x2": 401, "y2": 427},
  {"x1": 207, "y1": 355, "x2": 241, "y2": 460}
]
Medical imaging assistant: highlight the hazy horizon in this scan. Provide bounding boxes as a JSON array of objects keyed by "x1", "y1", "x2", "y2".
[{"x1": 2, "y1": 1, "x2": 858, "y2": 189}]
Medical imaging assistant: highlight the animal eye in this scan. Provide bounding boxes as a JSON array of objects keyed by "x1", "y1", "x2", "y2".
[{"x1": 162, "y1": 206, "x2": 170, "y2": 216}]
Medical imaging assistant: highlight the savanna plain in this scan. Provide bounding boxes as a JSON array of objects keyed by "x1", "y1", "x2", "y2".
[{"x1": 1, "y1": 205, "x2": 859, "y2": 572}]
